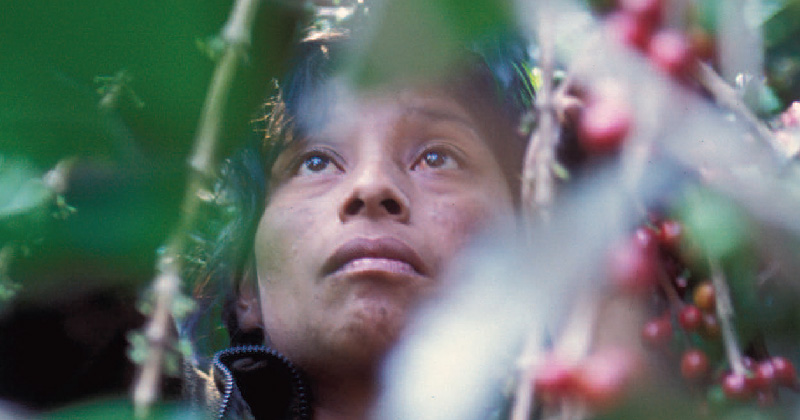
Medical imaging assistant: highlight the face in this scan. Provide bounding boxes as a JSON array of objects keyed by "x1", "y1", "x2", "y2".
[{"x1": 250, "y1": 83, "x2": 516, "y2": 375}]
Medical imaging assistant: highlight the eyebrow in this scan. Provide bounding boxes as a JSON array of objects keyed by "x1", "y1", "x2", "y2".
[{"x1": 401, "y1": 105, "x2": 478, "y2": 131}]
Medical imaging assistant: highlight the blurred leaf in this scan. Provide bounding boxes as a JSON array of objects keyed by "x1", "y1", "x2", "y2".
[
  {"x1": 0, "y1": 160, "x2": 50, "y2": 219},
  {"x1": 43, "y1": 398, "x2": 202, "y2": 420},
  {"x1": 724, "y1": 250, "x2": 761, "y2": 344},
  {"x1": 763, "y1": 0, "x2": 800, "y2": 49},
  {"x1": 694, "y1": 0, "x2": 721, "y2": 33},
  {"x1": 0, "y1": 281, "x2": 21, "y2": 302},
  {"x1": 757, "y1": 83, "x2": 784, "y2": 114},
  {"x1": 9, "y1": 161, "x2": 184, "y2": 300},
  {"x1": 127, "y1": 331, "x2": 149, "y2": 366},
  {"x1": 0, "y1": 158, "x2": 53, "y2": 241},
  {"x1": 0, "y1": 0, "x2": 301, "y2": 167},
  {"x1": 677, "y1": 189, "x2": 762, "y2": 344},
  {"x1": 741, "y1": 75, "x2": 783, "y2": 116},
  {"x1": 345, "y1": 0, "x2": 514, "y2": 87},
  {"x1": 678, "y1": 187, "x2": 749, "y2": 262}
]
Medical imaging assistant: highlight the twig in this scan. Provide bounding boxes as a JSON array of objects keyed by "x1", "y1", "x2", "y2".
[
  {"x1": 131, "y1": 0, "x2": 263, "y2": 417},
  {"x1": 709, "y1": 258, "x2": 747, "y2": 375},
  {"x1": 190, "y1": 0, "x2": 261, "y2": 178},
  {"x1": 521, "y1": 0, "x2": 560, "y2": 225},
  {"x1": 132, "y1": 267, "x2": 180, "y2": 417}
]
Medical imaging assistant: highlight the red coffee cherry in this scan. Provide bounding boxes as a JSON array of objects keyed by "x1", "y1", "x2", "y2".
[
  {"x1": 678, "y1": 305, "x2": 703, "y2": 331},
  {"x1": 657, "y1": 219, "x2": 683, "y2": 249},
  {"x1": 722, "y1": 372, "x2": 753, "y2": 401},
  {"x1": 575, "y1": 349, "x2": 639, "y2": 411},
  {"x1": 632, "y1": 226, "x2": 658, "y2": 251},
  {"x1": 641, "y1": 316, "x2": 672, "y2": 348},
  {"x1": 750, "y1": 361, "x2": 777, "y2": 391},
  {"x1": 771, "y1": 356, "x2": 798, "y2": 388},
  {"x1": 533, "y1": 359, "x2": 577, "y2": 404},
  {"x1": 608, "y1": 235, "x2": 657, "y2": 293},
  {"x1": 606, "y1": 12, "x2": 651, "y2": 51},
  {"x1": 648, "y1": 29, "x2": 695, "y2": 79},
  {"x1": 681, "y1": 349, "x2": 710, "y2": 382},
  {"x1": 693, "y1": 281, "x2": 716, "y2": 312},
  {"x1": 620, "y1": 0, "x2": 663, "y2": 26},
  {"x1": 578, "y1": 99, "x2": 633, "y2": 154}
]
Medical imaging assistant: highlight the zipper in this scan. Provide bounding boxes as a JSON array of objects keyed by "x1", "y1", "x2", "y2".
[{"x1": 212, "y1": 345, "x2": 312, "y2": 420}]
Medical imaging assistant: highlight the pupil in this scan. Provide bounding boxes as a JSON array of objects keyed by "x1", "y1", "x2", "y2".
[
  {"x1": 306, "y1": 156, "x2": 328, "y2": 171},
  {"x1": 425, "y1": 152, "x2": 444, "y2": 167}
]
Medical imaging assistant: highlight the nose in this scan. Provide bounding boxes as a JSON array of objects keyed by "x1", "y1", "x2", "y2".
[{"x1": 338, "y1": 160, "x2": 410, "y2": 223}]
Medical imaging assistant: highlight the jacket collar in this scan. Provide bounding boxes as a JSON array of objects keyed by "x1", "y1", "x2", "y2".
[{"x1": 212, "y1": 345, "x2": 313, "y2": 420}]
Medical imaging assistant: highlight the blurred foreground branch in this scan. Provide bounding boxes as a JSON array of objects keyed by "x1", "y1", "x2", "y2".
[
  {"x1": 131, "y1": 0, "x2": 263, "y2": 416},
  {"x1": 695, "y1": 62, "x2": 785, "y2": 162}
]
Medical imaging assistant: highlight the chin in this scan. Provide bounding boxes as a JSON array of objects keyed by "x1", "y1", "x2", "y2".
[{"x1": 328, "y1": 300, "x2": 410, "y2": 370}]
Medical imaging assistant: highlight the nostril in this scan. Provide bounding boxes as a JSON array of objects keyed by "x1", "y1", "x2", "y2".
[
  {"x1": 381, "y1": 199, "x2": 402, "y2": 215},
  {"x1": 345, "y1": 199, "x2": 364, "y2": 216}
]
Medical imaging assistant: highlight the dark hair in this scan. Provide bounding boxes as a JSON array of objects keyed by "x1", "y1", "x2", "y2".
[{"x1": 181, "y1": 29, "x2": 536, "y2": 357}]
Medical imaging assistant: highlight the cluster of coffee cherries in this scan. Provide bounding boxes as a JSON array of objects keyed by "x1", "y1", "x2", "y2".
[
  {"x1": 719, "y1": 356, "x2": 799, "y2": 404},
  {"x1": 604, "y1": 0, "x2": 710, "y2": 81},
  {"x1": 575, "y1": 0, "x2": 721, "y2": 155},
  {"x1": 610, "y1": 216, "x2": 799, "y2": 406},
  {"x1": 532, "y1": 347, "x2": 640, "y2": 412}
]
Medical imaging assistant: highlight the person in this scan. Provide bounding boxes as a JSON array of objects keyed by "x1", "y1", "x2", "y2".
[{"x1": 183, "y1": 25, "x2": 535, "y2": 420}]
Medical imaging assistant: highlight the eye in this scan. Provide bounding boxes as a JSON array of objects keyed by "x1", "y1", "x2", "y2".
[
  {"x1": 413, "y1": 148, "x2": 459, "y2": 171},
  {"x1": 296, "y1": 151, "x2": 342, "y2": 176}
]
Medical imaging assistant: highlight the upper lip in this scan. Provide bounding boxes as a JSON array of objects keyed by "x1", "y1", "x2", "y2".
[{"x1": 322, "y1": 237, "x2": 427, "y2": 276}]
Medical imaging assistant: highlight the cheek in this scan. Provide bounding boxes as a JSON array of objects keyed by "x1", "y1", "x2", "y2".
[
  {"x1": 254, "y1": 200, "x2": 321, "y2": 283},
  {"x1": 427, "y1": 193, "x2": 508, "y2": 252}
]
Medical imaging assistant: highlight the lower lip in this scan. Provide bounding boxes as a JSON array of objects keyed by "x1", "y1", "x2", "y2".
[{"x1": 335, "y1": 257, "x2": 419, "y2": 277}]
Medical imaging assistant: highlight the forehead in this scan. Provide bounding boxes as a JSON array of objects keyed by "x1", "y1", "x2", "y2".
[
  {"x1": 293, "y1": 79, "x2": 482, "y2": 143},
  {"x1": 284, "y1": 83, "x2": 487, "y2": 154}
]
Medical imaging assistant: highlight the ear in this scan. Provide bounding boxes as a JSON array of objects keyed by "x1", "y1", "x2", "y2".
[{"x1": 236, "y1": 281, "x2": 263, "y2": 332}]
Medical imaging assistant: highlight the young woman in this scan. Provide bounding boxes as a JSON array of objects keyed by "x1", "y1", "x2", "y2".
[{"x1": 184, "y1": 28, "x2": 534, "y2": 420}]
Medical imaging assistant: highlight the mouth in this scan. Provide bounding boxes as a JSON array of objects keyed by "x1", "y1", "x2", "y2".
[{"x1": 322, "y1": 237, "x2": 427, "y2": 278}]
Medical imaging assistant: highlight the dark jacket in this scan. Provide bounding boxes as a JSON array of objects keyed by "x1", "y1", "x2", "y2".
[{"x1": 184, "y1": 346, "x2": 313, "y2": 420}]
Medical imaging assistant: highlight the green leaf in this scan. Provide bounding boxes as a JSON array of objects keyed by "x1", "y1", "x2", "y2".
[
  {"x1": 0, "y1": 0, "x2": 301, "y2": 168},
  {"x1": 763, "y1": 0, "x2": 800, "y2": 49},
  {"x1": 43, "y1": 398, "x2": 203, "y2": 420},
  {"x1": 678, "y1": 187, "x2": 749, "y2": 261}
]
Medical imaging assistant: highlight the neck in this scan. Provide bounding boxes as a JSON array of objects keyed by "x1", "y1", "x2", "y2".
[{"x1": 309, "y1": 365, "x2": 379, "y2": 420}]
